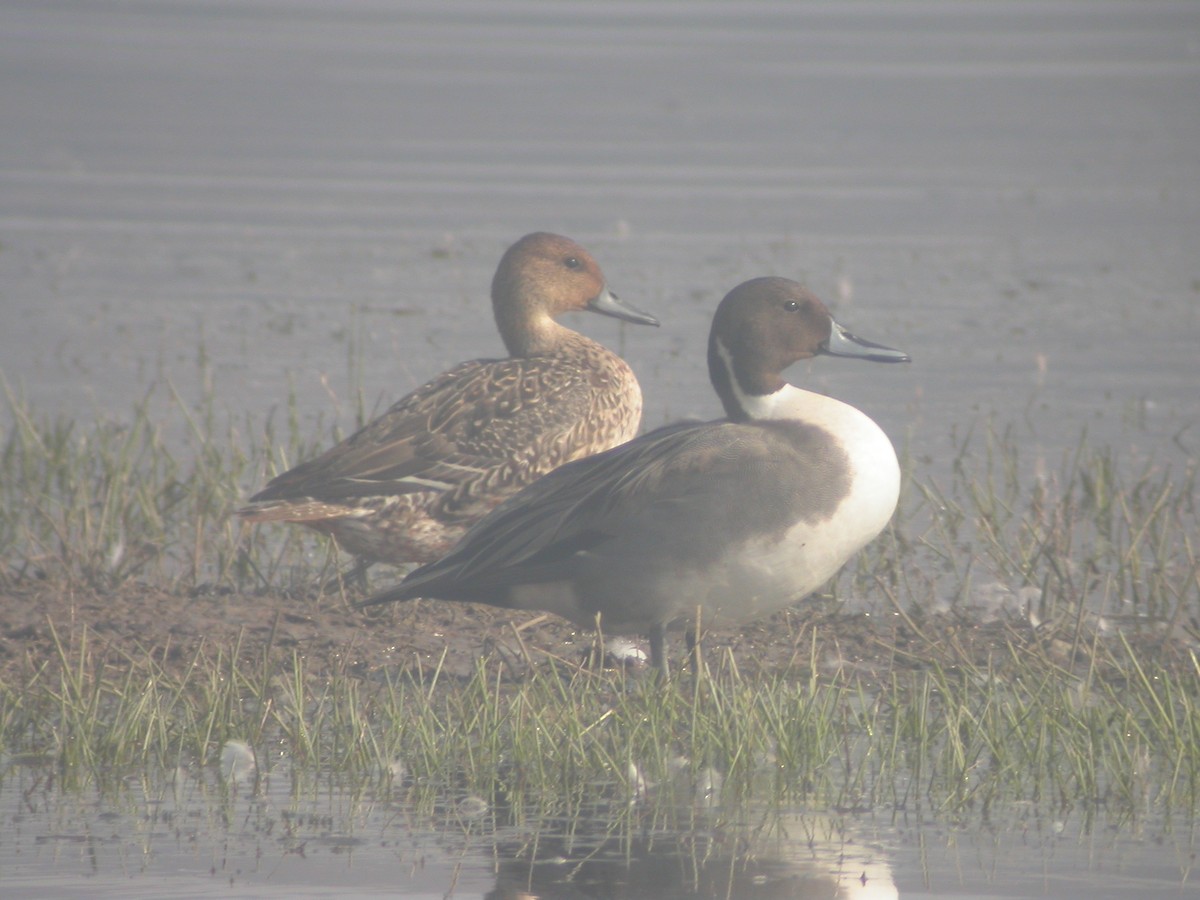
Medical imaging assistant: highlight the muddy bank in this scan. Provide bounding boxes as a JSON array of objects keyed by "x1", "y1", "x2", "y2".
[{"x1": 3, "y1": 578, "x2": 1180, "y2": 689}]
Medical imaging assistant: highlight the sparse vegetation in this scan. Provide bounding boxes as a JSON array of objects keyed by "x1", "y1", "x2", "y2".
[{"x1": 1, "y1": 378, "x2": 1198, "y2": 825}]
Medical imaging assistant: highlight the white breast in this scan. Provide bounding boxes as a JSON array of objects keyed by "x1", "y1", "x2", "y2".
[{"x1": 704, "y1": 384, "x2": 900, "y2": 626}]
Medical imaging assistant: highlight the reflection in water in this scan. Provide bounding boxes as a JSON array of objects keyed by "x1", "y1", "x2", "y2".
[
  {"x1": 0, "y1": 761, "x2": 896, "y2": 899},
  {"x1": 4, "y1": 761, "x2": 1198, "y2": 898},
  {"x1": 485, "y1": 813, "x2": 896, "y2": 900}
]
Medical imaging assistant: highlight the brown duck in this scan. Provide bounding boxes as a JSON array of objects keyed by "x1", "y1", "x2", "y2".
[{"x1": 238, "y1": 232, "x2": 658, "y2": 568}]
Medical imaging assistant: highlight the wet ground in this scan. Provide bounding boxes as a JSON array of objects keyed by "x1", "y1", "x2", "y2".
[
  {"x1": 0, "y1": 580, "x2": 971, "y2": 688},
  {"x1": 5, "y1": 579, "x2": 1200, "y2": 899},
  {"x1": 3, "y1": 0, "x2": 1200, "y2": 896}
]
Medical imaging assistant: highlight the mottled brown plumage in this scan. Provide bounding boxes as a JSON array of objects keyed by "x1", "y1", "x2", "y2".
[{"x1": 238, "y1": 232, "x2": 658, "y2": 566}]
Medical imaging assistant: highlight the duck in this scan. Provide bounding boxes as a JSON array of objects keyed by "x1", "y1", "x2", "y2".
[
  {"x1": 238, "y1": 232, "x2": 659, "y2": 571},
  {"x1": 358, "y1": 276, "x2": 909, "y2": 670}
]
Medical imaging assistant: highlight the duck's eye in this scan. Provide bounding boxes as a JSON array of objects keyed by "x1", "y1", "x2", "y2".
[
  {"x1": 783, "y1": 299, "x2": 801, "y2": 311},
  {"x1": 564, "y1": 256, "x2": 582, "y2": 270}
]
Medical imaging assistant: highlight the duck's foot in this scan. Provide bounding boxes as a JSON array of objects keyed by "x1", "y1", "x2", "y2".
[{"x1": 320, "y1": 557, "x2": 373, "y2": 595}]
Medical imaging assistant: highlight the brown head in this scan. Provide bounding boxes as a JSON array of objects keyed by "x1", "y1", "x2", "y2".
[
  {"x1": 490, "y1": 232, "x2": 658, "y2": 356},
  {"x1": 708, "y1": 277, "x2": 909, "y2": 422}
]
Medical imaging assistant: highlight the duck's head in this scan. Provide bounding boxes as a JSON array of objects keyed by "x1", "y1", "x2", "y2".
[
  {"x1": 708, "y1": 276, "x2": 909, "y2": 422},
  {"x1": 492, "y1": 232, "x2": 658, "y2": 355}
]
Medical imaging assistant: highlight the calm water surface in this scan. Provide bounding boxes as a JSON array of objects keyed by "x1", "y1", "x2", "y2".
[
  {"x1": 2, "y1": 1, "x2": 1199, "y2": 896},
  {"x1": 2, "y1": 762, "x2": 1198, "y2": 900},
  {"x1": 2, "y1": 0, "x2": 1197, "y2": 475}
]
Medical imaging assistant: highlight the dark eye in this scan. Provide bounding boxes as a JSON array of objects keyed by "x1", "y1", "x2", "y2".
[
  {"x1": 564, "y1": 256, "x2": 582, "y2": 270},
  {"x1": 783, "y1": 299, "x2": 800, "y2": 311}
]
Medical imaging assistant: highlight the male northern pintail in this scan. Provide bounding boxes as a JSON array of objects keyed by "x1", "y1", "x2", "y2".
[
  {"x1": 360, "y1": 276, "x2": 909, "y2": 669},
  {"x1": 238, "y1": 232, "x2": 659, "y2": 568}
]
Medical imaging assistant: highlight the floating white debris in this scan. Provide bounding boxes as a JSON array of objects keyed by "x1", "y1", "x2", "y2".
[
  {"x1": 694, "y1": 766, "x2": 724, "y2": 807},
  {"x1": 457, "y1": 795, "x2": 488, "y2": 819},
  {"x1": 627, "y1": 762, "x2": 647, "y2": 802},
  {"x1": 219, "y1": 739, "x2": 256, "y2": 783}
]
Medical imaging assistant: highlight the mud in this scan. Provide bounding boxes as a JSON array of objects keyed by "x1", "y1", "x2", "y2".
[{"x1": 2, "y1": 574, "x2": 1179, "y2": 689}]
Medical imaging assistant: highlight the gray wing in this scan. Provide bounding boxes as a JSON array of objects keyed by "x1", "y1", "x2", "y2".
[{"x1": 370, "y1": 418, "x2": 845, "y2": 603}]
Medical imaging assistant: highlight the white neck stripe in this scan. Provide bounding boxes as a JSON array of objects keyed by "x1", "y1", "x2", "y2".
[{"x1": 714, "y1": 336, "x2": 787, "y2": 420}]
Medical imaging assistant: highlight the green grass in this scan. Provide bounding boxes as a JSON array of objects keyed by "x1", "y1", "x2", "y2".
[
  {"x1": 3, "y1": 619, "x2": 1199, "y2": 822},
  {"x1": 1, "y1": 378, "x2": 1198, "y2": 822},
  {"x1": 0, "y1": 371, "x2": 352, "y2": 593}
]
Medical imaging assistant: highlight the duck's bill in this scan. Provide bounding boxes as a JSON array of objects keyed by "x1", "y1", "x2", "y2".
[
  {"x1": 822, "y1": 319, "x2": 910, "y2": 363},
  {"x1": 589, "y1": 288, "x2": 660, "y2": 327}
]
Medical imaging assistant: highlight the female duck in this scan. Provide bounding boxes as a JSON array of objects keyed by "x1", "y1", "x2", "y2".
[{"x1": 238, "y1": 232, "x2": 659, "y2": 568}]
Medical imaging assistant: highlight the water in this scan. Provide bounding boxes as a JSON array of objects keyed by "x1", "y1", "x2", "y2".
[
  {"x1": 2, "y1": 1, "x2": 1198, "y2": 477},
  {"x1": 2, "y1": 1, "x2": 1199, "y2": 895},
  {"x1": 2, "y1": 762, "x2": 1198, "y2": 900}
]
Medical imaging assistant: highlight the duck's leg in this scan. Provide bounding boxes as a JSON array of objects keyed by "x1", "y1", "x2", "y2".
[
  {"x1": 321, "y1": 556, "x2": 373, "y2": 595},
  {"x1": 685, "y1": 607, "x2": 705, "y2": 673},
  {"x1": 685, "y1": 627, "x2": 701, "y2": 672},
  {"x1": 649, "y1": 624, "x2": 667, "y2": 674}
]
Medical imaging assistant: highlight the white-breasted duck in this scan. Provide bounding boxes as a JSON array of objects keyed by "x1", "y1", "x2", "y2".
[
  {"x1": 359, "y1": 276, "x2": 909, "y2": 669},
  {"x1": 238, "y1": 232, "x2": 659, "y2": 569}
]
